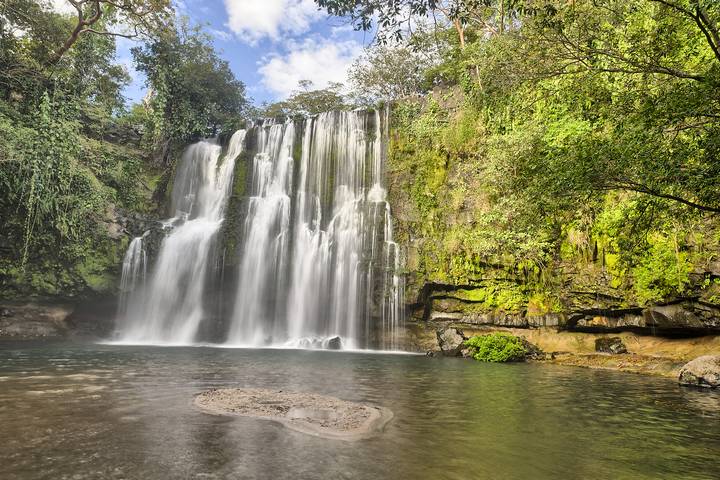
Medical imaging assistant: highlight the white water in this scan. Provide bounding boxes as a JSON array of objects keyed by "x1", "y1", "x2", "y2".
[
  {"x1": 227, "y1": 110, "x2": 404, "y2": 349},
  {"x1": 116, "y1": 130, "x2": 246, "y2": 343},
  {"x1": 117, "y1": 234, "x2": 147, "y2": 322},
  {"x1": 116, "y1": 110, "x2": 404, "y2": 349}
]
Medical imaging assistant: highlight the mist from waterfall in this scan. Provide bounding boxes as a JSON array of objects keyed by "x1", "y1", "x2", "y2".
[{"x1": 115, "y1": 110, "x2": 404, "y2": 350}]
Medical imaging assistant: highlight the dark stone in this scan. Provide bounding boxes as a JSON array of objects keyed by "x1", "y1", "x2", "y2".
[
  {"x1": 0, "y1": 308, "x2": 12, "y2": 317},
  {"x1": 436, "y1": 327, "x2": 467, "y2": 356},
  {"x1": 325, "y1": 336, "x2": 342, "y2": 350},
  {"x1": 644, "y1": 305, "x2": 704, "y2": 329},
  {"x1": 595, "y1": 337, "x2": 628, "y2": 354},
  {"x1": 519, "y1": 337, "x2": 546, "y2": 360},
  {"x1": 679, "y1": 355, "x2": 720, "y2": 388}
]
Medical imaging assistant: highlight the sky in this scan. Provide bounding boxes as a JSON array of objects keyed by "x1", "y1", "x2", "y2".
[{"x1": 51, "y1": 0, "x2": 374, "y2": 106}]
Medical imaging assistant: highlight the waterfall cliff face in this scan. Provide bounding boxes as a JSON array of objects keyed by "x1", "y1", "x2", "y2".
[{"x1": 116, "y1": 110, "x2": 403, "y2": 349}]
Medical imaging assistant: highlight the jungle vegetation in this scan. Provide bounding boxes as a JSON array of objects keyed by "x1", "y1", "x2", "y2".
[
  {"x1": 0, "y1": 0, "x2": 248, "y2": 297},
  {"x1": 2, "y1": 0, "x2": 720, "y2": 309}
]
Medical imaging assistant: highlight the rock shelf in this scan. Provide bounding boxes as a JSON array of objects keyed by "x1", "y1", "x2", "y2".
[{"x1": 194, "y1": 388, "x2": 393, "y2": 441}]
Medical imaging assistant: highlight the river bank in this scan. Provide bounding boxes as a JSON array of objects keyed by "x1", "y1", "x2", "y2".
[{"x1": 405, "y1": 321, "x2": 720, "y2": 380}]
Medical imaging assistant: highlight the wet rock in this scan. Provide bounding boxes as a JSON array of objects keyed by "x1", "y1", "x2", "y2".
[
  {"x1": 429, "y1": 311, "x2": 464, "y2": 321},
  {"x1": 574, "y1": 314, "x2": 646, "y2": 330},
  {"x1": 436, "y1": 327, "x2": 467, "y2": 356},
  {"x1": 644, "y1": 305, "x2": 704, "y2": 329},
  {"x1": 679, "y1": 355, "x2": 720, "y2": 389},
  {"x1": 325, "y1": 336, "x2": 342, "y2": 350},
  {"x1": 519, "y1": 338, "x2": 546, "y2": 360},
  {"x1": 431, "y1": 297, "x2": 466, "y2": 313},
  {"x1": 527, "y1": 314, "x2": 565, "y2": 328},
  {"x1": 595, "y1": 337, "x2": 628, "y2": 354}
]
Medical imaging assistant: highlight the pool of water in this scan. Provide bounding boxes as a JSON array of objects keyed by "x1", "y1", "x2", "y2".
[{"x1": 0, "y1": 341, "x2": 718, "y2": 479}]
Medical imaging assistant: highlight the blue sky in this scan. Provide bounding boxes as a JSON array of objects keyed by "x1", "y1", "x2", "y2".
[{"x1": 108, "y1": 0, "x2": 373, "y2": 106}]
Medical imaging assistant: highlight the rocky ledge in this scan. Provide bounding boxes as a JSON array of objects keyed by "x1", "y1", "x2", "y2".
[
  {"x1": 194, "y1": 388, "x2": 393, "y2": 441},
  {"x1": 0, "y1": 303, "x2": 74, "y2": 337}
]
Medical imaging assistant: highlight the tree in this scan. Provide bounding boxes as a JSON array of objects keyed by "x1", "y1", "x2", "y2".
[
  {"x1": 314, "y1": 0, "x2": 525, "y2": 45},
  {"x1": 476, "y1": 0, "x2": 720, "y2": 215},
  {"x1": 47, "y1": 0, "x2": 171, "y2": 64},
  {"x1": 133, "y1": 21, "x2": 248, "y2": 161},
  {"x1": 348, "y1": 41, "x2": 441, "y2": 104},
  {"x1": 261, "y1": 81, "x2": 348, "y2": 117},
  {"x1": 1, "y1": 0, "x2": 131, "y2": 113}
]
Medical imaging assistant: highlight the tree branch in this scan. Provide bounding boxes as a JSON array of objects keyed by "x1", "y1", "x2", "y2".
[
  {"x1": 48, "y1": 0, "x2": 104, "y2": 64},
  {"x1": 610, "y1": 180, "x2": 720, "y2": 213}
]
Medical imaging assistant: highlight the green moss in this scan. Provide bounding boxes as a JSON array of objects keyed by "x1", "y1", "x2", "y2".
[
  {"x1": 220, "y1": 150, "x2": 252, "y2": 266},
  {"x1": 232, "y1": 150, "x2": 250, "y2": 197},
  {"x1": 447, "y1": 282, "x2": 528, "y2": 313},
  {"x1": 527, "y1": 292, "x2": 562, "y2": 315}
]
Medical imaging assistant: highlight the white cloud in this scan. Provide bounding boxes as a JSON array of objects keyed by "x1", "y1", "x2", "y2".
[
  {"x1": 209, "y1": 28, "x2": 233, "y2": 42},
  {"x1": 223, "y1": 0, "x2": 323, "y2": 43},
  {"x1": 258, "y1": 37, "x2": 362, "y2": 99},
  {"x1": 330, "y1": 24, "x2": 357, "y2": 38}
]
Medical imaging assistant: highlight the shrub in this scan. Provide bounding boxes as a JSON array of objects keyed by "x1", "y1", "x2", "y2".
[{"x1": 464, "y1": 333, "x2": 526, "y2": 363}]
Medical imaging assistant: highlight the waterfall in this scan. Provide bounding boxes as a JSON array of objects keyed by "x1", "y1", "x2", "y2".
[
  {"x1": 226, "y1": 121, "x2": 294, "y2": 345},
  {"x1": 117, "y1": 234, "x2": 147, "y2": 321},
  {"x1": 115, "y1": 110, "x2": 404, "y2": 350},
  {"x1": 115, "y1": 130, "x2": 247, "y2": 344},
  {"x1": 227, "y1": 110, "x2": 404, "y2": 349}
]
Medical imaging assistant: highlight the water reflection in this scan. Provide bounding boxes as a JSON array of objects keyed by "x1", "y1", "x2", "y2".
[{"x1": 0, "y1": 341, "x2": 718, "y2": 479}]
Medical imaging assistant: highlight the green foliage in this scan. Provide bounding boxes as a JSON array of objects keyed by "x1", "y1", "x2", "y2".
[
  {"x1": 133, "y1": 20, "x2": 248, "y2": 158},
  {"x1": 381, "y1": 0, "x2": 720, "y2": 310},
  {"x1": 347, "y1": 41, "x2": 439, "y2": 105},
  {"x1": 389, "y1": 97, "x2": 555, "y2": 287},
  {"x1": 260, "y1": 80, "x2": 349, "y2": 118},
  {"x1": 0, "y1": 2, "x2": 200, "y2": 299},
  {"x1": 633, "y1": 234, "x2": 693, "y2": 304},
  {"x1": 20, "y1": 92, "x2": 82, "y2": 265},
  {"x1": 464, "y1": 333, "x2": 527, "y2": 363}
]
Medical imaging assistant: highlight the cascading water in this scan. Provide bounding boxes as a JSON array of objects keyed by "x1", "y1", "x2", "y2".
[
  {"x1": 117, "y1": 234, "x2": 147, "y2": 322},
  {"x1": 227, "y1": 110, "x2": 403, "y2": 349},
  {"x1": 226, "y1": 121, "x2": 295, "y2": 346},
  {"x1": 115, "y1": 130, "x2": 247, "y2": 344},
  {"x1": 115, "y1": 110, "x2": 404, "y2": 349}
]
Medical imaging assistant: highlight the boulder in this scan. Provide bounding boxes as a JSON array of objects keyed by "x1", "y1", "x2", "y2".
[
  {"x1": 519, "y1": 337, "x2": 546, "y2": 360},
  {"x1": 678, "y1": 355, "x2": 720, "y2": 388},
  {"x1": 595, "y1": 337, "x2": 628, "y2": 354},
  {"x1": 436, "y1": 327, "x2": 467, "y2": 356},
  {"x1": 325, "y1": 336, "x2": 342, "y2": 350}
]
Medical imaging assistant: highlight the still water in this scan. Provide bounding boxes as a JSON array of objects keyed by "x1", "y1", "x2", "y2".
[{"x1": 0, "y1": 341, "x2": 718, "y2": 479}]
